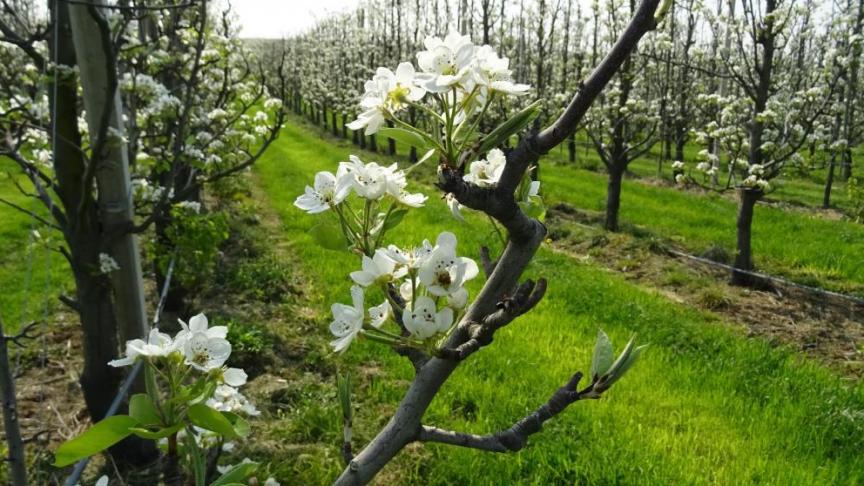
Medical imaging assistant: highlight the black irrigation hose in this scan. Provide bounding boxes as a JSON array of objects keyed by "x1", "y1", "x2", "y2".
[{"x1": 666, "y1": 248, "x2": 864, "y2": 308}]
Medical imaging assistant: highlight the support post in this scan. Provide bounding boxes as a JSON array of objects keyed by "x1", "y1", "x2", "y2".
[{"x1": 68, "y1": 2, "x2": 148, "y2": 346}]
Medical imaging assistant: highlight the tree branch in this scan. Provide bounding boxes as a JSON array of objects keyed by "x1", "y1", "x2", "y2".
[
  {"x1": 438, "y1": 279, "x2": 547, "y2": 362},
  {"x1": 417, "y1": 371, "x2": 595, "y2": 452}
]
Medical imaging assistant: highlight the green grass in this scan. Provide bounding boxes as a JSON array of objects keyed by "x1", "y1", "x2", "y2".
[
  {"x1": 537, "y1": 159, "x2": 864, "y2": 295},
  {"x1": 0, "y1": 157, "x2": 69, "y2": 332},
  {"x1": 547, "y1": 135, "x2": 854, "y2": 211},
  {"x1": 251, "y1": 118, "x2": 864, "y2": 485}
]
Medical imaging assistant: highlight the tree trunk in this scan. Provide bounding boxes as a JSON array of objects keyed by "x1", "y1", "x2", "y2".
[
  {"x1": 841, "y1": 151, "x2": 854, "y2": 181},
  {"x1": 605, "y1": 166, "x2": 624, "y2": 231},
  {"x1": 731, "y1": 190, "x2": 759, "y2": 286},
  {"x1": 387, "y1": 121, "x2": 396, "y2": 155},
  {"x1": 332, "y1": 111, "x2": 339, "y2": 136},
  {"x1": 823, "y1": 155, "x2": 837, "y2": 208},
  {"x1": 0, "y1": 319, "x2": 27, "y2": 486},
  {"x1": 568, "y1": 133, "x2": 576, "y2": 163},
  {"x1": 674, "y1": 138, "x2": 685, "y2": 164}
]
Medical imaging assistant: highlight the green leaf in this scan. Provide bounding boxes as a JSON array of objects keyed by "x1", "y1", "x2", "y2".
[
  {"x1": 602, "y1": 336, "x2": 641, "y2": 388},
  {"x1": 337, "y1": 372, "x2": 352, "y2": 421},
  {"x1": 129, "y1": 393, "x2": 161, "y2": 426},
  {"x1": 129, "y1": 422, "x2": 184, "y2": 440},
  {"x1": 477, "y1": 100, "x2": 542, "y2": 155},
  {"x1": 222, "y1": 411, "x2": 251, "y2": 438},
  {"x1": 590, "y1": 330, "x2": 615, "y2": 381},
  {"x1": 187, "y1": 403, "x2": 237, "y2": 439},
  {"x1": 53, "y1": 415, "x2": 138, "y2": 467},
  {"x1": 611, "y1": 344, "x2": 648, "y2": 385},
  {"x1": 309, "y1": 221, "x2": 348, "y2": 252},
  {"x1": 378, "y1": 127, "x2": 428, "y2": 150},
  {"x1": 210, "y1": 462, "x2": 259, "y2": 486},
  {"x1": 382, "y1": 208, "x2": 409, "y2": 232},
  {"x1": 519, "y1": 199, "x2": 546, "y2": 222}
]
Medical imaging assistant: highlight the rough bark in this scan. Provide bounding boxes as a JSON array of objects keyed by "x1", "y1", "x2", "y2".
[
  {"x1": 732, "y1": 189, "x2": 760, "y2": 286},
  {"x1": 605, "y1": 166, "x2": 624, "y2": 232}
]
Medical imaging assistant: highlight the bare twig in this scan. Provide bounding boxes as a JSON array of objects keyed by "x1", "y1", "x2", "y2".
[{"x1": 418, "y1": 371, "x2": 596, "y2": 452}]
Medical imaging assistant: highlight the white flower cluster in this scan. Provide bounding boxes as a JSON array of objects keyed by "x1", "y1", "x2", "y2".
[
  {"x1": 108, "y1": 314, "x2": 258, "y2": 415},
  {"x1": 348, "y1": 32, "x2": 530, "y2": 135},
  {"x1": 176, "y1": 200, "x2": 202, "y2": 214},
  {"x1": 294, "y1": 155, "x2": 426, "y2": 214},
  {"x1": 132, "y1": 178, "x2": 174, "y2": 204},
  {"x1": 329, "y1": 232, "x2": 478, "y2": 353},
  {"x1": 98, "y1": 253, "x2": 120, "y2": 274},
  {"x1": 464, "y1": 148, "x2": 506, "y2": 187}
]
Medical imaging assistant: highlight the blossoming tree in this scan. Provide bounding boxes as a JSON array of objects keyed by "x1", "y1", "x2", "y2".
[
  {"x1": 680, "y1": 0, "x2": 843, "y2": 285},
  {"x1": 0, "y1": 0, "x2": 283, "y2": 462},
  {"x1": 584, "y1": 0, "x2": 662, "y2": 231},
  {"x1": 293, "y1": 0, "x2": 668, "y2": 482}
]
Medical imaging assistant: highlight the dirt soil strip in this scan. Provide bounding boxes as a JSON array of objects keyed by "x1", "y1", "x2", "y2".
[{"x1": 546, "y1": 203, "x2": 864, "y2": 378}]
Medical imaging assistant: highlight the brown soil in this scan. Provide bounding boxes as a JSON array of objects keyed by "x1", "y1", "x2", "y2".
[{"x1": 547, "y1": 202, "x2": 864, "y2": 378}]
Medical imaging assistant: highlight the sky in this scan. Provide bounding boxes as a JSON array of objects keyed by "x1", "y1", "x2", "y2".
[{"x1": 232, "y1": 0, "x2": 361, "y2": 39}]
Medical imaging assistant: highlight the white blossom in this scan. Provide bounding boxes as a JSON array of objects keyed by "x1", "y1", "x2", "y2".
[
  {"x1": 472, "y1": 44, "x2": 530, "y2": 96},
  {"x1": 402, "y1": 296, "x2": 453, "y2": 339},
  {"x1": 464, "y1": 148, "x2": 506, "y2": 187},
  {"x1": 350, "y1": 249, "x2": 407, "y2": 286},
  {"x1": 383, "y1": 241, "x2": 433, "y2": 271},
  {"x1": 445, "y1": 193, "x2": 465, "y2": 221},
  {"x1": 347, "y1": 63, "x2": 425, "y2": 135},
  {"x1": 336, "y1": 156, "x2": 391, "y2": 201},
  {"x1": 99, "y1": 253, "x2": 120, "y2": 274},
  {"x1": 183, "y1": 332, "x2": 231, "y2": 372},
  {"x1": 418, "y1": 232, "x2": 479, "y2": 297},
  {"x1": 207, "y1": 385, "x2": 260, "y2": 416},
  {"x1": 294, "y1": 171, "x2": 345, "y2": 214},
  {"x1": 368, "y1": 300, "x2": 392, "y2": 328},
  {"x1": 329, "y1": 285, "x2": 365, "y2": 353},
  {"x1": 108, "y1": 328, "x2": 175, "y2": 367},
  {"x1": 415, "y1": 32, "x2": 475, "y2": 93}
]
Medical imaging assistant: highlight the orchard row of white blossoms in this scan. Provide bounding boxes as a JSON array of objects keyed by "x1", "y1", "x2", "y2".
[
  {"x1": 56, "y1": 314, "x2": 263, "y2": 485},
  {"x1": 295, "y1": 33, "x2": 547, "y2": 356}
]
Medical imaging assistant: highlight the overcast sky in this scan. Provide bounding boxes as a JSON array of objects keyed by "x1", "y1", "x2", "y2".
[{"x1": 233, "y1": 0, "x2": 361, "y2": 39}]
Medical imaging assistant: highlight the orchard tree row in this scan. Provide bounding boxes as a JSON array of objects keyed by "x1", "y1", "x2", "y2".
[{"x1": 274, "y1": 0, "x2": 863, "y2": 284}]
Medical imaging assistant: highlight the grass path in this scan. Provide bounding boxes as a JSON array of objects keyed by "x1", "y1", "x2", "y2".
[
  {"x1": 0, "y1": 157, "x2": 69, "y2": 332},
  {"x1": 253, "y1": 119, "x2": 864, "y2": 485}
]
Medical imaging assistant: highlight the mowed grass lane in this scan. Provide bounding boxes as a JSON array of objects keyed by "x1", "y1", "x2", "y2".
[
  {"x1": 254, "y1": 119, "x2": 864, "y2": 485},
  {"x1": 0, "y1": 157, "x2": 68, "y2": 332}
]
